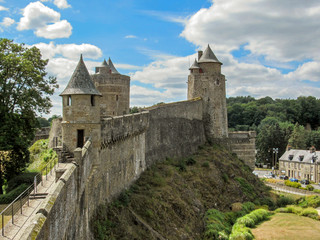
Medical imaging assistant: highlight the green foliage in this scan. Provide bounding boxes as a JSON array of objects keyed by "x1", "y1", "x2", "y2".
[
  {"x1": 298, "y1": 195, "x2": 320, "y2": 208},
  {"x1": 284, "y1": 180, "x2": 301, "y2": 189},
  {"x1": 27, "y1": 139, "x2": 57, "y2": 172},
  {"x1": 37, "y1": 117, "x2": 50, "y2": 127},
  {"x1": 306, "y1": 185, "x2": 314, "y2": 191},
  {"x1": 129, "y1": 106, "x2": 140, "y2": 114},
  {"x1": 288, "y1": 123, "x2": 307, "y2": 149},
  {"x1": 275, "y1": 195, "x2": 295, "y2": 208},
  {"x1": 235, "y1": 177, "x2": 256, "y2": 198},
  {"x1": 229, "y1": 209, "x2": 271, "y2": 240},
  {"x1": 5, "y1": 172, "x2": 38, "y2": 193},
  {"x1": 92, "y1": 205, "x2": 115, "y2": 240},
  {"x1": 203, "y1": 209, "x2": 231, "y2": 240},
  {"x1": 276, "y1": 205, "x2": 319, "y2": 220},
  {"x1": 0, "y1": 38, "x2": 58, "y2": 193},
  {"x1": 201, "y1": 161, "x2": 210, "y2": 168},
  {"x1": 0, "y1": 184, "x2": 28, "y2": 204},
  {"x1": 186, "y1": 157, "x2": 196, "y2": 166},
  {"x1": 222, "y1": 173, "x2": 229, "y2": 183}
]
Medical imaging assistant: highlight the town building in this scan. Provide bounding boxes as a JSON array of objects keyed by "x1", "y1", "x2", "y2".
[{"x1": 279, "y1": 148, "x2": 320, "y2": 183}]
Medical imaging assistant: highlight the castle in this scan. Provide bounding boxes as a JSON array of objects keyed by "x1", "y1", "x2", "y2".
[{"x1": 22, "y1": 45, "x2": 256, "y2": 239}]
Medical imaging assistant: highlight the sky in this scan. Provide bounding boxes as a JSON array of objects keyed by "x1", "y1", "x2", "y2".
[{"x1": 1, "y1": 0, "x2": 320, "y2": 117}]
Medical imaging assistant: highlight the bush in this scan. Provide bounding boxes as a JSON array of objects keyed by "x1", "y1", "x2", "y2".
[
  {"x1": 201, "y1": 161, "x2": 210, "y2": 168},
  {"x1": 313, "y1": 189, "x2": 320, "y2": 194},
  {"x1": 186, "y1": 157, "x2": 196, "y2": 166},
  {"x1": 276, "y1": 195, "x2": 295, "y2": 208},
  {"x1": 284, "y1": 180, "x2": 301, "y2": 188},
  {"x1": 0, "y1": 184, "x2": 29, "y2": 204},
  {"x1": 5, "y1": 172, "x2": 39, "y2": 193},
  {"x1": 235, "y1": 177, "x2": 256, "y2": 199},
  {"x1": 300, "y1": 207, "x2": 319, "y2": 219},
  {"x1": 229, "y1": 225, "x2": 254, "y2": 240},
  {"x1": 203, "y1": 209, "x2": 232, "y2": 240},
  {"x1": 298, "y1": 196, "x2": 320, "y2": 208},
  {"x1": 306, "y1": 185, "x2": 314, "y2": 191},
  {"x1": 241, "y1": 202, "x2": 255, "y2": 213}
]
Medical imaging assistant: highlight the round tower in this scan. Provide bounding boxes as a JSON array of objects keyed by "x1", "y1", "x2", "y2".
[
  {"x1": 187, "y1": 45, "x2": 228, "y2": 139},
  {"x1": 60, "y1": 55, "x2": 102, "y2": 154},
  {"x1": 91, "y1": 57, "x2": 130, "y2": 117}
]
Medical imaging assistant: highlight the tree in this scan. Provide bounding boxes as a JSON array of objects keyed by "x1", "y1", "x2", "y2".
[
  {"x1": 288, "y1": 123, "x2": 307, "y2": 149},
  {"x1": 0, "y1": 38, "x2": 58, "y2": 193},
  {"x1": 256, "y1": 117, "x2": 293, "y2": 166}
]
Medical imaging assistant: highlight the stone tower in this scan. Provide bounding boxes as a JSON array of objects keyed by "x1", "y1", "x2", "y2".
[
  {"x1": 60, "y1": 55, "x2": 102, "y2": 155},
  {"x1": 91, "y1": 58, "x2": 130, "y2": 117},
  {"x1": 187, "y1": 45, "x2": 228, "y2": 139}
]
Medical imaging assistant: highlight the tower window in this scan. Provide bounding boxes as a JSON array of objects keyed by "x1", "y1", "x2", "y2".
[
  {"x1": 116, "y1": 95, "x2": 119, "y2": 101},
  {"x1": 67, "y1": 95, "x2": 72, "y2": 106},
  {"x1": 91, "y1": 95, "x2": 95, "y2": 106},
  {"x1": 77, "y1": 129, "x2": 84, "y2": 148}
]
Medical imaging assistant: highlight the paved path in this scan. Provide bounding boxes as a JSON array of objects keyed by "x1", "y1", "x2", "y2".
[{"x1": 0, "y1": 163, "x2": 67, "y2": 240}]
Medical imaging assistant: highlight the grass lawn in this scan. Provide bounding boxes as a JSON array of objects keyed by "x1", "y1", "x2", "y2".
[{"x1": 252, "y1": 213, "x2": 320, "y2": 240}]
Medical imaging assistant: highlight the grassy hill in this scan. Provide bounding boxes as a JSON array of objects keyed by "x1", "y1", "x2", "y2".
[{"x1": 91, "y1": 143, "x2": 272, "y2": 240}]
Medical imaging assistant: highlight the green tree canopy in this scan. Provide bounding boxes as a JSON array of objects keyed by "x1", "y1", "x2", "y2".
[{"x1": 0, "y1": 38, "x2": 58, "y2": 193}]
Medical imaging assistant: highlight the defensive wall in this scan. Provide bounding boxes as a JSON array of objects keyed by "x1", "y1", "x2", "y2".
[{"x1": 21, "y1": 99, "x2": 211, "y2": 239}]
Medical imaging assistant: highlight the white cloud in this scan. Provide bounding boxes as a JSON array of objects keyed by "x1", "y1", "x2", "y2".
[
  {"x1": 181, "y1": 0, "x2": 320, "y2": 63},
  {"x1": 1, "y1": 17, "x2": 14, "y2": 27},
  {"x1": 35, "y1": 20, "x2": 72, "y2": 39},
  {"x1": 53, "y1": 0, "x2": 71, "y2": 9},
  {"x1": 17, "y1": 1, "x2": 72, "y2": 39},
  {"x1": 0, "y1": 5, "x2": 8, "y2": 11},
  {"x1": 125, "y1": 35, "x2": 137, "y2": 39},
  {"x1": 32, "y1": 42, "x2": 103, "y2": 60}
]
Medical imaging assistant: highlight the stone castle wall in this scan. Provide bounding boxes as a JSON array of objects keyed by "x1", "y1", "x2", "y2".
[
  {"x1": 22, "y1": 102, "x2": 208, "y2": 239},
  {"x1": 145, "y1": 99, "x2": 206, "y2": 166},
  {"x1": 228, "y1": 131, "x2": 256, "y2": 169}
]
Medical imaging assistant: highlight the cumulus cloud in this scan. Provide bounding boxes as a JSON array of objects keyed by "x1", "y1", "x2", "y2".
[
  {"x1": 53, "y1": 0, "x2": 71, "y2": 9},
  {"x1": 0, "y1": 5, "x2": 8, "y2": 11},
  {"x1": 32, "y1": 42, "x2": 103, "y2": 60},
  {"x1": 17, "y1": 1, "x2": 72, "y2": 39},
  {"x1": 181, "y1": 0, "x2": 320, "y2": 62},
  {"x1": 1, "y1": 17, "x2": 14, "y2": 27},
  {"x1": 129, "y1": 0, "x2": 320, "y2": 104}
]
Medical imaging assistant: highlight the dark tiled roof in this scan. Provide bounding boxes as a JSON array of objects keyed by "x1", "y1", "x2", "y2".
[
  {"x1": 107, "y1": 57, "x2": 119, "y2": 74},
  {"x1": 198, "y1": 44, "x2": 222, "y2": 64},
  {"x1": 60, "y1": 55, "x2": 102, "y2": 96}
]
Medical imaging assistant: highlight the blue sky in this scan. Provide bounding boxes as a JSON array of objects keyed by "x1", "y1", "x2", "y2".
[{"x1": 1, "y1": 0, "x2": 320, "y2": 117}]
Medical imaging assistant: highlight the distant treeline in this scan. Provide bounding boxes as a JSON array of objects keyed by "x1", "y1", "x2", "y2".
[{"x1": 227, "y1": 96, "x2": 320, "y2": 166}]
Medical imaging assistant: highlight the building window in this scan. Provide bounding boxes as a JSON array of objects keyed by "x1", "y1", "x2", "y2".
[
  {"x1": 77, "y1": 129, "x2": 84, "y2": 148},
  {"x1": 67, "y1": 95, "x2": 72, "y2": 106},
  {"x1": 91, "y1": 95, "x2": 95, "y2": 106},
  {"x1": 116, "y1": 95, "x2": 119, "y2": 101}
]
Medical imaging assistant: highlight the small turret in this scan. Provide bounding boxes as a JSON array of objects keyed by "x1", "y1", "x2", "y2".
[
  {"x1": 95, "y1": 59, "x2": 111, "y2": 74},
  {"x1": 107, "y1": 57, "x2": 119, "y2": 74},
  {"x1": 189, "y1": 59, "x2": 201, "y2": 74},
  {"x1": 198, "y1": 45, "x2": 222, "y2": 74},
  {"x1": 60, "y1": 55, "x2": 101, "y2": 153}
]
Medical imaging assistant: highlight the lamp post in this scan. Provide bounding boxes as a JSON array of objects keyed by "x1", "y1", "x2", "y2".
[
  {"x1": 273, "y1": 148, "x2": 278, "y2": 175},
  {"x1": 311, "y1": 152, "x2": 317, "y2": 182}
]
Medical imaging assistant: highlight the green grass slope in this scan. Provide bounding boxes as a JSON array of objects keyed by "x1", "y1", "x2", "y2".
[{"x1": 91, "y1": 143, "x2": 271, "y2": 240}]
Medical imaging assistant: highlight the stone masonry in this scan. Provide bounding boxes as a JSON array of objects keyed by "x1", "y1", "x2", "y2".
[{"x1": 20, "y1": 46, "x2": 256, "y2": 239}]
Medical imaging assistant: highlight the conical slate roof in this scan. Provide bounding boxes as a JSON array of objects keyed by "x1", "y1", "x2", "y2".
[
  {"x1": 60, "y1": 55, "x2": 102, "y2": 96},
  {"x1": 198, "y1": 45, "x2": 222, "y2": 64},
  {"x1": 189, "y1": 59, "x2": 200, "y2": 70},
  {"x1": 100, "y1": 59, "x2": 109, "y2": 67},
  {"x1": 107, "y1": 57, "x2": 119, "y2": 74}
]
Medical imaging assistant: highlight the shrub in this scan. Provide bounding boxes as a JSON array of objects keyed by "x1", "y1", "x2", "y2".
[
  {"x1": 300, "y1": 207, "x2": 319, "y2": 219},
  {"x1": 306, "y1": 185, "x2": 314, "y2": 191},
  {"x1": 202, "y1": 161, "x2": 210, "y2": 168},
  {"x1": 229, "y1": 224, "x2": 254, "y2": 240},
  {"x1": 284, "y1": 180, "x2": 301, "y2": 188},
  {"x1": 241, "y1": 202, "x2": 255, "y2": 213},
  {"x1": 236, "y1": 216, "x2": 255, "y2": 228},
  {"x1": 186, "y1": 157, "x2": 196, "y2": 166},
  {"x1": 204, "y1": 209, "x2": 230, "y2": 240},
  {"x1": 235, "y1": 177, "x2": 256, "y2": 199},
  {"x1": 222, "y1": 173, "x2": 229, "y2": 183},
  {"x1": 298, "y1": 196, "x2": 320, "y2": 208},
  {"x1": 0, "y1": 184, "x2": 29, "y2": 204},
  {"x1": 5, "y1": 172, "x2": 39, "y2": 193},
  {"x1": 276, "y1": 195, "x2": 295, "y2": 208},
  {"x1": 313, "y1": 189, "x2": 320, "y2": 194}
]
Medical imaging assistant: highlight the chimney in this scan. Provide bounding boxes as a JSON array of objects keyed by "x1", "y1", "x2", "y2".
[{"x1": 198, "y1": 50, "x2": 203, "y2": 61}]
